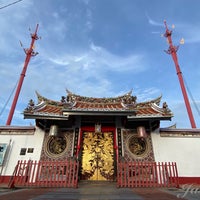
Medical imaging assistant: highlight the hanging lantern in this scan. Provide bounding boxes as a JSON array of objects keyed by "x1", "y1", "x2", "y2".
[
  {"x1": 137, "y1": 126, "x2": 147, "y2": 138},
  {"x1": 49, "y1": 125, "x2": 59, "y2": 137}
]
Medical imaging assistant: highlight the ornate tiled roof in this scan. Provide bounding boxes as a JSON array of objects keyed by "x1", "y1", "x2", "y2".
[{"x1": 24, "y1": 90, "x2": 173, "y2": 120}]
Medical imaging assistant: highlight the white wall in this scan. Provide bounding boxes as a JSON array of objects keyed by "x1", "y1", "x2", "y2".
[
  {"x1": 151, "y1": 130, "x2": 200, "y2": 177},
  {"x1": 0, "y1": 126, "x2": 45, "y2": 176}
]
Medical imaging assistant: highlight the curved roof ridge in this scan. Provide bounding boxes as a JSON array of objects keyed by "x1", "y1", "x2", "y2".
[
  {"x1": 66, "y1": 89, "x2": 133, "y2": 99},
  {"x1": 35, "y1": 91, "x2": 60, "y2": 105},
  {"x1": 33, "y1": 100, "x2": 46, "y2": 111},
  {"x1": 65, "y1": 89, "x2": 136, "y2": 104},
  {"x1": 136, "y1": 95, "x2": 162, "y2": 106},
  {"x1": 35, "y1": 91, "x2": 45, "y2": 103}
]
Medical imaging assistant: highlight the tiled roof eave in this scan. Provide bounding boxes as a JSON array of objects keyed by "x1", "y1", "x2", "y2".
[
  {"x1": 0, "y1": 126, "x2": 35, "y2": 131},
  {"x1": 160, "y1": 128, "x2": 200, "y2": 137},
  {"x1": 127, "y1": 114, "x2": 172, "y2": 120},
  {"x1": 24, "y1": 113, "x2": 69, "y2": 120},
  {"x1": 160, "y1": 128, "x2": 200, "y2": 133},
  {"x1": 62, "y1": 110, "x2": 136, "y2": 116}
]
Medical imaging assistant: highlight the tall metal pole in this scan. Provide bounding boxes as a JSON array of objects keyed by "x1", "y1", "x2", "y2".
[
  {"x1": 6, "y1": 24, "x2": 39, "y2": 125},
  {"x1": 163, "y1": 20, "x2": 196, "y2": 128}
]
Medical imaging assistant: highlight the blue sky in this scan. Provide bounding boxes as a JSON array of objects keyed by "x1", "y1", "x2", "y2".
[{"x1": 0, "y1": 0, "x2": 199, "y2": 128}]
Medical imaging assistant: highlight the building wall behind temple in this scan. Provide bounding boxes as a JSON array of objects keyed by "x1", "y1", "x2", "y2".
[
  {"x1": 0, "y1": 126, "x2": 44, "y2": 176},
  {"x1": 151, "y1": 129, "x2": 200, "y2": 178},
  {"x1": 1, "y1": 124, "x2": 200, "y2": 182},
  {"x1": 121, "y1": 129, "x2": 155, "y2": 162}
]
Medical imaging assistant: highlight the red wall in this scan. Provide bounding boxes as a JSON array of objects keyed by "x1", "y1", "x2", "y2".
[{"x1": 179, "y1": 177, "x2": 200, "y2": 185}]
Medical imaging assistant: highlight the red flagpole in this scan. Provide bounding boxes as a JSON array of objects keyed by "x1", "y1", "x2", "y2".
[
  {"x1": 164, "y1": 20, "x2": 196, "y2": 128},
  {"x1": 6, "y1": 24, "x2": 39, "y2": 125}
]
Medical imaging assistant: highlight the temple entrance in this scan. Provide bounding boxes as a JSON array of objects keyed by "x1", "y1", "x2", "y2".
[{"x1": 80, "y1": 131, "x2": 115, "y2": 181}]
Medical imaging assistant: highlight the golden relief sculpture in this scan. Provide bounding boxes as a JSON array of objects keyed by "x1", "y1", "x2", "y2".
[
  {"x1": 45, "y1": 136, "x2": 68, "y2": 158},
  {"x1": 128, "y1": 136, "x2": 147, "y2": 156},
  {"x1": 49, "y1": 136, "x2": 67, "y2": 154},
  {"x1": 81, "y1": 132, "x2": 114, "y2": 181}
]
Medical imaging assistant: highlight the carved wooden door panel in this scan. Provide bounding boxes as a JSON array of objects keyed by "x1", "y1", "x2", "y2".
[{"x1": 81, "y1": 131, "x2": 115, "y2": 181}]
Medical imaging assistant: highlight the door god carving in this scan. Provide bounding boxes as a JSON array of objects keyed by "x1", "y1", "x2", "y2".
[{"x1": 81, "y1": 131, "x2": 114, "y2": 181}]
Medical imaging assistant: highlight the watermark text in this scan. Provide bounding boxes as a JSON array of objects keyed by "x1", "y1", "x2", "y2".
[{"x1": 177, "y1": 184, "x2": 200, "y2": 198}]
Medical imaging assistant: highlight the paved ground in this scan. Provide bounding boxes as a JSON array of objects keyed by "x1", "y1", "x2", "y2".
[{"x1": 0, "y1": 182, "x2": 200, "y2": 200}]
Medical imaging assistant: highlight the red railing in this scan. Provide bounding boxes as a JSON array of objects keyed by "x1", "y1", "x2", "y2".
[
  {"x1": 9, "y1": 160, "x2": 178, "y2": 188},
  {"x1": 10, "y1": 159, "x2": 79, "y2": 188},
  {"x1": 117, "y1": 161, "x2": 179, "y2": 188}
]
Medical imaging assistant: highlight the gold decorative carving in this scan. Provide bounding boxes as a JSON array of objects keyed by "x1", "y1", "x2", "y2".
[
  {"x1": 126, "y1": 134, "x2": 150, "y2": 159},
  {"x1": 81, "y1": 132, "x2": 114, "y2": 181},
  {"x1": 45, "y1": 135, "x2": 68, "y2": 158},
  {"x1": 128, "y1": 137, "x2": 147, "y2": 156}
]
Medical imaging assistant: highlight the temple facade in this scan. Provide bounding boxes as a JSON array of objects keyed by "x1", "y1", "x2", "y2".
[{"x1": 0, "y1": 89, "x2": 200, "y2": 187}]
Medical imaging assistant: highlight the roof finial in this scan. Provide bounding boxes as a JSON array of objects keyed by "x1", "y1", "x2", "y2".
[
  {"x1": 6, "y1": 24, "x2": 40, "y2": 125},
  {"x1": 163, "y1": 20, "x2": 196, "y2": 128}
]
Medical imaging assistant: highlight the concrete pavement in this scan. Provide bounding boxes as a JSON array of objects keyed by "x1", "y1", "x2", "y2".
[{"x1": 0, "y1": 181, "x2": 200, "y2": 200}]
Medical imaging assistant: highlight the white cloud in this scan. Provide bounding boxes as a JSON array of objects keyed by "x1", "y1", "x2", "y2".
[
  {"x1": 135, "y1": 87, "x2": 161, "y2": 102},
  {"x1": 181, "y1": 26, "x2": 200, "y2": 43},
  {"x1": 47, "y1": 42, "x2": 146, "y2": 75},
  {"x1": 1, "y1": 0, "x2": 199, "y2": 128},
  {"x1": 36, "y1": 44, "x2": 146, "y2": 98},
  {"x1": 146, "y1": 13, "x2": 163, "y2": 27},
  {"x1": 0, "y1": 0, "x2": 33, "y2": 52}
]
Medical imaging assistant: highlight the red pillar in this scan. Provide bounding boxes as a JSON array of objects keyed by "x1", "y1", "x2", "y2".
[
  {"x1": 6, "y1": 24, "x2": 39, "y2": 125},
  {"x1": 164, "y1": 21, "x2": 196, "y2": 128}
]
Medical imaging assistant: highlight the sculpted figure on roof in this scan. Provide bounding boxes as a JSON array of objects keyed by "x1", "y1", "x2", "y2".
[
  {"x1": 23, "y1": 89, "x2": 173, "y2": 120},
  {"x1": 65, "y1": 89, "x2": 136, "y2": 105},
  {"x1": 122, "y1": 94, "x2": 137, "y2": 105},
  {"x1": 162, "y1": 102, "x2": 171, "y2": 113},
  {"x1": 24, "y1": 99, "x2": 35, "y2": 112}
]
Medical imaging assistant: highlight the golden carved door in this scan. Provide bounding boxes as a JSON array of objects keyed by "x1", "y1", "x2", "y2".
[{"x1": 81, "y1": 131, "x2": 115, "y2": 181}]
